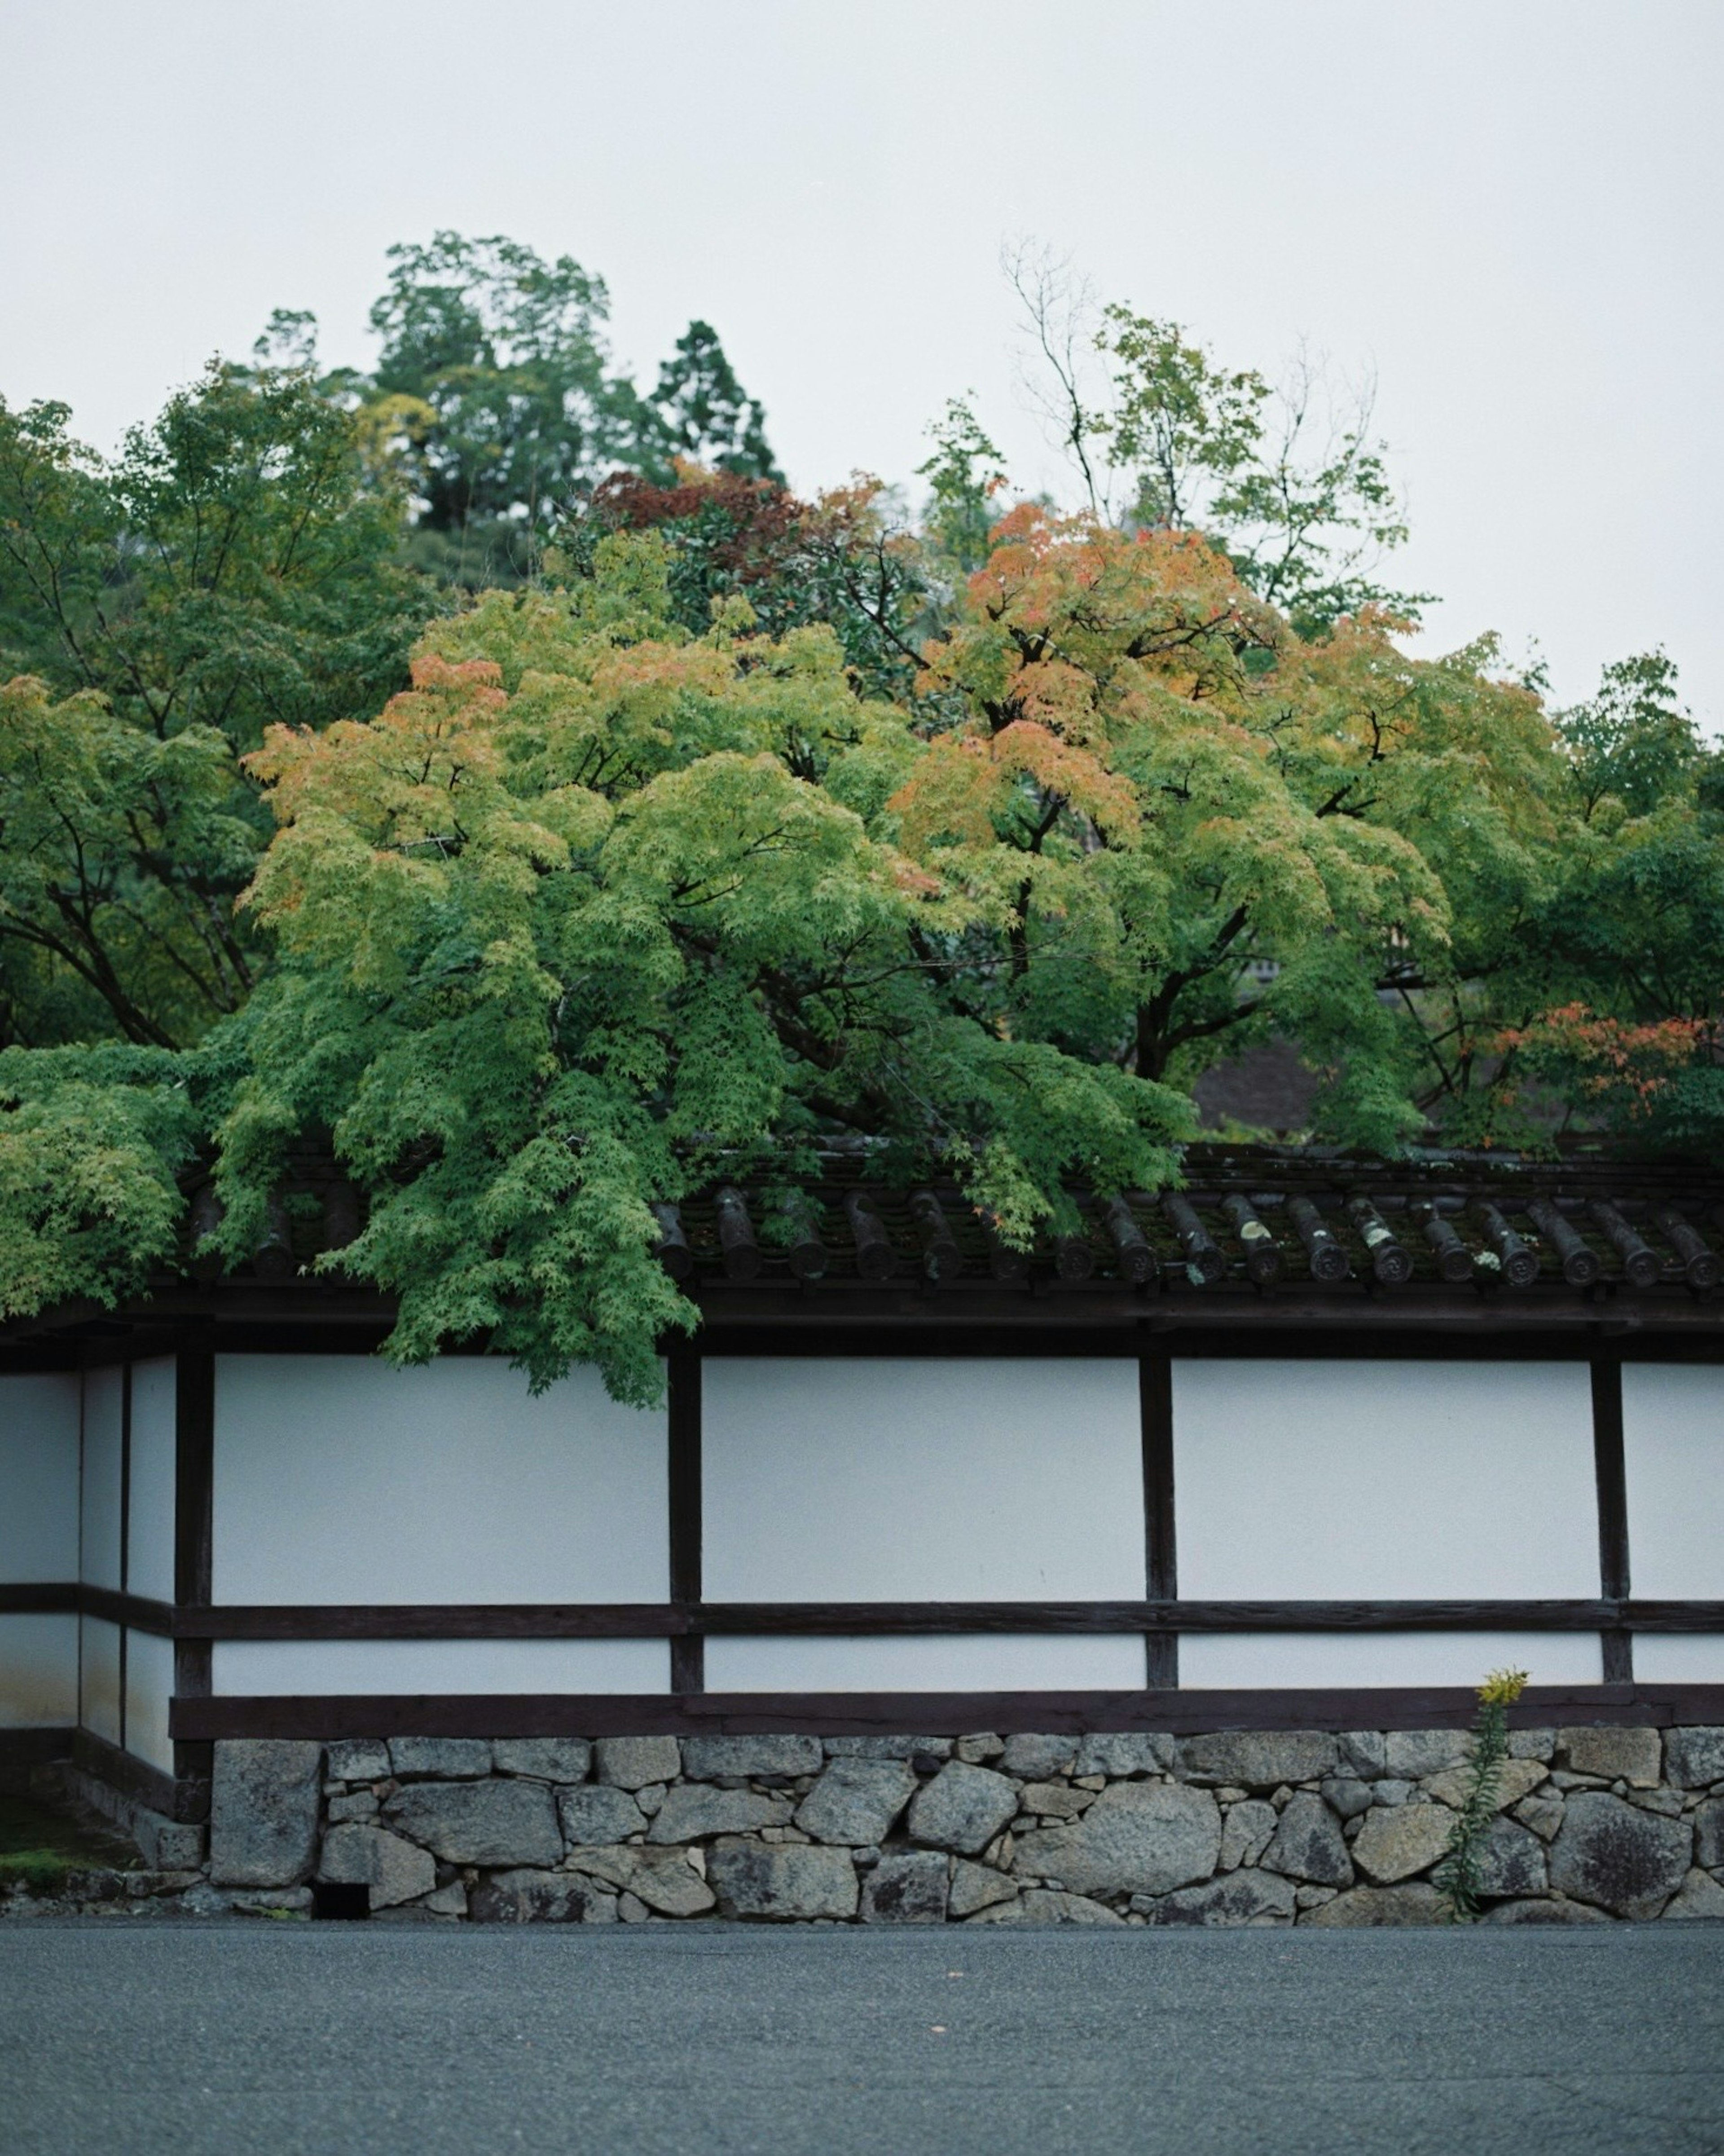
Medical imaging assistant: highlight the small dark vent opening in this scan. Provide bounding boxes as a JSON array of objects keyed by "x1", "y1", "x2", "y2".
[{"x1": 312, "y1": 1881, "x2": 370, "y2": 1921}]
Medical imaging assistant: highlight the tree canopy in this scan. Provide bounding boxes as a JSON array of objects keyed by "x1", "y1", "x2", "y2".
[
  {"x1": 0, "y1": 231, "x2": 1716, "y2": 1398},
  {"x1": 349, "y1": 232, "x2": 780, "y2": 586}
]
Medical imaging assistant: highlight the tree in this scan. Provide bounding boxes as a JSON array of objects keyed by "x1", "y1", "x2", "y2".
[
  {"x1": 358, "y1": 233, "x2": 779, "y2": 586},
  {"x1": 916, "y1": 397, "x2": 1008, "y2": 580},
  {"x1": 365, "y1": 232, "x2": 642, "y2": 584},
  {"x1": 1003, "y1": 243, "x2": 1429, "y2": 635},
  {"x1": 1557, "y1": 650, "x2": 1701, "y2": 820},
  {"x1": 0, "y1": 367, "x2": 427, "y2": 750},
  {"x1": 646, "y1": 322, "x2": 781, "y2": 482},
  {"x1": 210, "y1": 541, "x2": 1190, "y2": 1397},
  {"x1": 0, "y1": 367, "x2": 434, "y2": 1047},
  {"x1": 0, "y1": 677, "x2": 260, "y2": 1046},
  {"x1": 0, "y1": 255, "x2": 1715, "y2": 1399},
  {"x1": 567, "y1": 467, "x2": 930, "y2": 705},
  {"x1": 0, "y1": 1041, "x2": 203, "y2": 1321},
  {"x1": 896, "y1": 505, "x2": 1457, "y2": 1151}
]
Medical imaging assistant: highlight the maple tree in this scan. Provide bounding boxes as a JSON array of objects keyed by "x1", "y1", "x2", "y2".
[
  {"x1": 209, "y1": 543, "x2": 1189, "y2": 1397},
  {"x1": 0, "y1": 234, "x2": 1716, "y2": 1393}
]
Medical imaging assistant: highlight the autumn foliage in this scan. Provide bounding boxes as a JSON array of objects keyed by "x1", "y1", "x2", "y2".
[{"x1": 1, "y1": 239, "x2": 1720, "y2": 1393}]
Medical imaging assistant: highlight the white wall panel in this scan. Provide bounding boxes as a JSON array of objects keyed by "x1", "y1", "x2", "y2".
[
  {"x1": 81, "y1": 1368, "x2": 124, "y2": 1591},
  {"x1": 212, "y1": 1356, "x2": 667, "y2": 1605},
  {"x1": 79, "y1": 1614, "x2": 121, "y2": 1742},
  {"x1": 703, "y1": 1358, "x2": 1144, "y2": 1602},
  {"x1": 0, "y1": 1374, "x2": 80, "y2": 1579},
  {"x1": 1622, "y1": 1366, "x2": 1724, "y2": 1598},
  {"x1": 124, "y1": 1628, "x2": 175, "y2": 1773},
  {"x1": 0, "y1": 1614, "x2": 77, "y2": 1726},
  {"x1": 1174, "y1": 1359, "x2": 1597, "y2": 1599},
  {"x1": 127, "y1": 1359, "x2": 176, "y2": 1604},
  {"x1": 706, "y1": 1633, "x2": 1147, "y2": 1693},
  {"x1": 1179, "y1": 1629, "x2": 1603, "y2": 1690},
  {"x1": 1633, "y1": 1634, "x2": 1724, "y2": 1683},
  {"x1": 211, "y1": 1638, "x2": 667, "y2": 1695}
]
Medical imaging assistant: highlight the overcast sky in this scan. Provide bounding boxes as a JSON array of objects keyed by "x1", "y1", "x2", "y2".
[{"x1": 4, "y1": 0, "x2": 1720, "y2": 719}]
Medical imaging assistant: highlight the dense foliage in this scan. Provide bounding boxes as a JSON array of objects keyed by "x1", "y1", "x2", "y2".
[{"x1": 0, "y1": 232, "x2": 1718, "y2": 1396}]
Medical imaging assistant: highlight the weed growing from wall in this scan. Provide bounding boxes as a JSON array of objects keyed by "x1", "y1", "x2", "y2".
[{"x1": 1433, "y1": 1667, "x2": 1530, "y2": 1921}]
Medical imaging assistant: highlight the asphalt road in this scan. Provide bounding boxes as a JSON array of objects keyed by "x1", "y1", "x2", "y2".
[{"x1": 3, "y1": 1921, "x2": 1721, "y2": 2156}]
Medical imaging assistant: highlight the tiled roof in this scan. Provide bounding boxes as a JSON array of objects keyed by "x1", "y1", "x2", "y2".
[
  {"x1": 13, "y1": 1143, "x2": 1722, "y2": 1349},
  {"x1": 651, "y1": 1148, "x2": 1724, "y2": 1300}
]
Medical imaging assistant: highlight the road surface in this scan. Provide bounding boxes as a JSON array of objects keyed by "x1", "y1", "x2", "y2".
[{"x1": 2, "y1": 1919, "x2": 1720, "y2": 2155}]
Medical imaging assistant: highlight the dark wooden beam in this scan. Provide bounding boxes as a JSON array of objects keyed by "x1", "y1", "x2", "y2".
[
  {"x1": 667, "y1": 1348, "x2": 704, "y2": 1694},
  {"x1": 0, "y1": 1583, "x2": 78, "y2": 1614},
  {"x1": 691, "y1": 1318, "x2": 1724, "y2": 1358},
  {"x1": 1592, "y1": 1351, "x2": 1632, "y2": 1684},
  {"x1": 172, "y1": 1332, "x2": 215, "y2": 1792},
  {"x1": 171, "y1": 1680, "x2": 1724, "y2": 1744},
  {"x1": 151, "y1": 1595, "x2": 1724, "y2": 1638},
  {"x1": 71, "y1": 1727, "x2": 180, "y2": 1823},
  {"x1": 79, "y1": 1585, "x2": 176, "y2": 1634},
  {"x1": 1140, "y1": 1352, "x2": 1176, "y2": 1687},
  {"x1": 23, "y1": 1583, "x2": 1715, "y2": 1639},
  {"x1": 119, "y1": 1362, "x2": 132, "y2": 1752}
]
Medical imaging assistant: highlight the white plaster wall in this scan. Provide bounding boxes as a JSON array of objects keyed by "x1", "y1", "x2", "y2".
[
  {"x1": 0, "y1": 1614, "x2": 77, "y2": 1727},
  {"x1": 1622, "y1": 1365, "x2": 1724, "y2": 1599},
  {"x1": 1179, "y1": 1629, "x2": 1603, "y2": 1690},
  {"x1": 1633, "y1": 1635, "x2": 1724, "y2": 1684},
  {"x1": 123, "y1": 1627, "x2": 175, "y2": 1773},
  {"x1": 705, "y1": 1634, "x2": 1148, "y2": 1693},
  {"x1": 211, "y1": 1638, "x2": 668, "y2": 1695},
  {"x1": 0, "y1": 1374, "x2": 80, "y2": 1579},
  {"x1": 702, "y1": 1358, "x2": 1144, "y2": 1603},
  {"x1": 127, "y1": 1359, "x2": 176, "y2": 1604},
  {"x1": 1174, "y1": 1359, "x2": 1598, "y2": 1599},
  {"x1": 79, "y1": 1614, "x2": 121, "y2": 1743},
  {"x1": 211, "y1": 1356, "x2": 668, "y2": 1605},
  {"x1": 81, "y1": 1368, "x2": 124, "y2": 1591}
]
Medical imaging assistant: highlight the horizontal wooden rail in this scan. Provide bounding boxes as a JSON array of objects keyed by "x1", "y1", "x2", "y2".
[
  {"x1": 171, "y1": 1680, "x2": 1724, "y2": 1745},
  {"x1": 180, "y1": 1596, "x2": 1724, "y2": 1637},
  {"x1": 11, "y1": 1585, "x2": 1722, "y2": 1639},
  {"x1": 0, "y1": 1583, "x2": 175, "y2": 1630}
]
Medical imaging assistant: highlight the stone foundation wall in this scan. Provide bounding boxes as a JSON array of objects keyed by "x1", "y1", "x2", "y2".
[{"x1": 14, "y1": 1725, "x2": 1724, "y2": 1925}]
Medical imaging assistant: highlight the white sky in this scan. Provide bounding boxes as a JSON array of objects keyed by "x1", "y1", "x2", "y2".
[{"x1": 4, "y1": 0, "x2": 1720, "y2": 719}]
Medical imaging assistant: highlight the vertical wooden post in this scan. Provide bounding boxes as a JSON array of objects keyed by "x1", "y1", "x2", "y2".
[
  {"x1": 667, "y1": 1347, "x2": 704, "y2": 1695},
  {"x1": 173, "y1": 1330, "x2": 216, "y2": 1803},
  {"x1": 118, "y1": 1363, "x2": 132, "y2": 1754},
  {"x1": 1139, "y1": 1349, "x2": 1177, "y2": 1689},
  {"x1": 1591, "y1": 1352, "x2": 1632, "y2": 1684}
]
